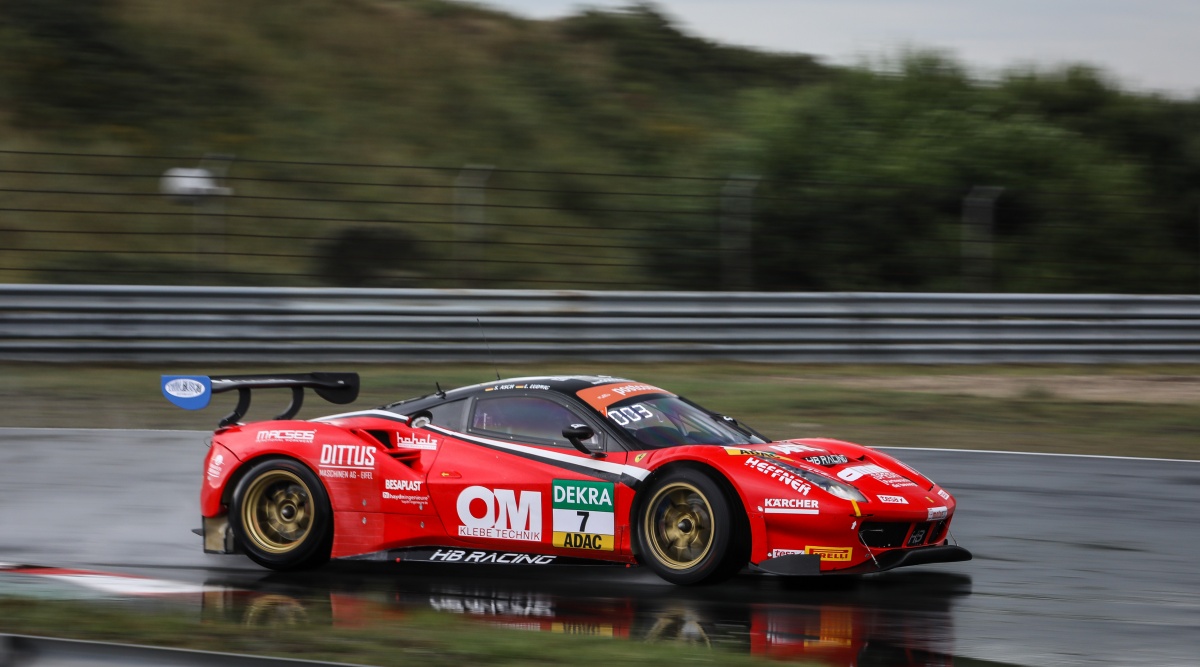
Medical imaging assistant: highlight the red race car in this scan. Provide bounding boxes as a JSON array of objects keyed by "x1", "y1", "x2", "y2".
[{"x1": 163, "y1": 372, "x2": 970, "y2": 585}]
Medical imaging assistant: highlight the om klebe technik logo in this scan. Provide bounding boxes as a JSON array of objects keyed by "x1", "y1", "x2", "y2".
[{"x1": 551, "y1": 480, "x2": 615, "y2": 551}]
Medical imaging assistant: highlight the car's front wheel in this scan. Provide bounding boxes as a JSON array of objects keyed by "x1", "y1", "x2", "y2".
[
  {"x1": 229, "y1": 459, "x2": 332, "y2": 571},
  {"x1": 634, "y1": 467, "x2": 745, "y2": 585}
]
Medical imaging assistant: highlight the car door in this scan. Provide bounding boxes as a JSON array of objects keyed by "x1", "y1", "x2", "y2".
[{"x1": 426, "y1": 391, "x2": 631, "y2": 558}]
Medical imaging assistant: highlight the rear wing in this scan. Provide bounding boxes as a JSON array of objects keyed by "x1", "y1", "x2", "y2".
[{"x1": 162, "y1": 372, "x2": 360, "y2": 428}]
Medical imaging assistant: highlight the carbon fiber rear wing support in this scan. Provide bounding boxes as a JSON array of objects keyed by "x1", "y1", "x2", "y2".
[{"x1": 162, "y1": 372, "x2": 359, "y2": 428}]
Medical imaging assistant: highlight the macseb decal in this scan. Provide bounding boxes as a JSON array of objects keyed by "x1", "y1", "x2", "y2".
[{"x1": 551, "y1": 480, "x2": 615, "y2": 551}]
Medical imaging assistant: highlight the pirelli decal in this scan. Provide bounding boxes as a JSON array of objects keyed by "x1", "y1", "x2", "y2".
[{"x1": 806, "y1": 546, "x2": 853, "y2": 562}]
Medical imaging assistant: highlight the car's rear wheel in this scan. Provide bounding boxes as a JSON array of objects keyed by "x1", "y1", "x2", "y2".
[
  {"x1": 229, "y1": 459, "x2": 332, "y2": 571},
  {"x1": 635, "y1": 467, "x2": 744, "y2": 585}
]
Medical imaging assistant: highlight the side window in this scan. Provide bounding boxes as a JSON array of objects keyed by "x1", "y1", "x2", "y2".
[
  {"x1": 469, "y1": 396, "x2": 601, "y2": 449},
  {"x1": 421, "y1": 399, "x2": 468, "y2": 430}
]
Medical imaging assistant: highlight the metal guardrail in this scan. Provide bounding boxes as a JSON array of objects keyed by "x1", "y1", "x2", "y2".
[{"x1": 3, "y1": 284, "x2": 1200, "y2": 363}]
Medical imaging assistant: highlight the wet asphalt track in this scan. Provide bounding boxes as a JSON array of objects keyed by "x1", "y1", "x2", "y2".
[{"x1": 1, "y1": 427, "x2": 1198, "y2": 666}]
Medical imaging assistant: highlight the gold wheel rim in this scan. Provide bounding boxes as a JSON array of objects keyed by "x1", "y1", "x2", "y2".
[
  {"x1": 643, "y1": 481, "x2": 714, "y2": 570},
  {"x1": 241, "y1": 470, "x2": 314, "y2": 554}
]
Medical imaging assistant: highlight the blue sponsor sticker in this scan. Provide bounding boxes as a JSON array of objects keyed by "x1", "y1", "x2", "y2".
[{"x1": 162, "y1": 375, "x2": 212, "y2": 410}]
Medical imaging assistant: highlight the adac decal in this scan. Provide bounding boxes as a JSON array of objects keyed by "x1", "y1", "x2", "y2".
[
  {"x1": 576, "y1": 383, "x2": 672, "y2": 411},
  {"x1": 457, "y1": 486, "x2": 542, "y2": 542},
  {"x1": 806, "y1": 546, "x2": 853, "y2": 562},
  {"x1": 724, "y1": 447, "x2": 785, "y2": 459},
  {"x1": 161, "y1": 375, "x2": 211, "y2": 410},
  {"x1": 551, "y1": 480, "x2": 615, "y2": 551}
]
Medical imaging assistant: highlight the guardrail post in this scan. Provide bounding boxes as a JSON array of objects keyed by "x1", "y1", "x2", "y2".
[
  {"x1": 454, "y1": 165, "x2": 493, "y2": 286},
  {"x1": 721, "y1": 175, "x2": 758, "y2": 291},
  {"x1": 961, "y1": 186, "x2": 1003, "y2": 292}
]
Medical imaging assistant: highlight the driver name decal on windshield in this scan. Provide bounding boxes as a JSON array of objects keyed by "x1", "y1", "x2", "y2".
[{"x1": 576, "y1": 383, "x2": 671, "y2": 411}]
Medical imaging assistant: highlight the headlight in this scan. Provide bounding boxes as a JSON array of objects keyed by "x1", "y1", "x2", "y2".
[{"x1": 779, "y1": 462, "x2": 869, "y2": 503}]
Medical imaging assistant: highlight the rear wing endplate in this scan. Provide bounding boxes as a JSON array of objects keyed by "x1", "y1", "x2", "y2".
[{"x1": 162, "y1": 372, "x2": 360, "y2": 428}]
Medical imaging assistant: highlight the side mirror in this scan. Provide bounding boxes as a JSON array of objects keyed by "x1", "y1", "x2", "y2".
[{"x1": 563, "y1": 423, "x2": 604, "y2": 458}]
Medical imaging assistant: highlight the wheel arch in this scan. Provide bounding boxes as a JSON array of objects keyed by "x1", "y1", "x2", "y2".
[{"x1": 631, "y1": 460, "x2": 752, "y2": 564}]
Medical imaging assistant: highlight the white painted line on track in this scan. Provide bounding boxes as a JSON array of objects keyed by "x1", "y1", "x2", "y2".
[{"x1": 877, "y1": 445, "x2": 1200, "y2": 464}]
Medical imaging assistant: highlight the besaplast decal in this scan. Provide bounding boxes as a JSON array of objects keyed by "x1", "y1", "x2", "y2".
[
  {"x1": 876, "y1": 495, "x2": 909, "y2": 504},
  {"x1": 552, "y1": 480, "x2": 615, "y2": 551}
]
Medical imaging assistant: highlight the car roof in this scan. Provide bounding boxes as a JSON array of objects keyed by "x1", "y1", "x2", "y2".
[{"x1": 383, "y1": 375, "x2": 643, "y2": 412}]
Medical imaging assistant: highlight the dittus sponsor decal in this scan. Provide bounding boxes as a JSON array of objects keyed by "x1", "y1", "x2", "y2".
[
  {"x1": 806, "y1": 546, "x2": 853, "y2": 562},
  {"x1": 318, "y1": 444, "x2": 375, "y2": 480},
  {"x1": 457, "y1": 486, "x2": 542, "y2": 542},
  {"x1": 396, "y1": 433, "x2": 438, "y2": 450},
  {"x1": 551, "y1": 480, "x2": 615, "y2": 551},
  {"x1": 256, "y1": 429, "x2": 315, "y2": 443},
  {"x1": 758, "y1": 497, "x2": 820, "y2": 515},
  {"x1": 744, "y1": 456, "x2": 812, "y2": 495}
]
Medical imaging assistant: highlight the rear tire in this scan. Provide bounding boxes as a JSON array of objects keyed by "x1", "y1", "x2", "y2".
[
  {"x1": 634, "y1": 467, "x2": 745, "y2": 585},
  {"x1": 229, "y1": 459, "x2": 332, "y2": 571}
]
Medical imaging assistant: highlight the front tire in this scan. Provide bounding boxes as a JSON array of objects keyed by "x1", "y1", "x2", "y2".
[
  {"x1": 634, "y1": 467, "x2": 744, "y2": 585},
  {"x1": 229, "y1": 459, "x2": 332, "y2": 571}
]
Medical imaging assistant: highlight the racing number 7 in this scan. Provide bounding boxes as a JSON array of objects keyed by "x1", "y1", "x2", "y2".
[{"x1": 577, "y1": 511, "x2": 589, "y2": 532}]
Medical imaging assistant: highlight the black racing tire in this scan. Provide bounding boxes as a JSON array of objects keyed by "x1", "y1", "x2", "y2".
[
  {"x1": 634, "y1": 467, "x2": 745, "y2": 585},
  {"x1": 229, "y1": 458, "x2": 332, "y2": 571}
]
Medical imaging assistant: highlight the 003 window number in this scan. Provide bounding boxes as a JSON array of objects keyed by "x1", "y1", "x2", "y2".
[{"x1": 607, "y1": 404, "x2": 653, "y2": 426}]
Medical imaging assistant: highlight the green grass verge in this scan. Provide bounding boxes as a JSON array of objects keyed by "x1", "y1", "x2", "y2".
[{"x1": 3, "y1": 362, "x2": 1198, "y2": 459}]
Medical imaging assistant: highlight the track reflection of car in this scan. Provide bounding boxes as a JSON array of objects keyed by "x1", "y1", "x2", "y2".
[{"x1": 163, "y1": 372, "x2": 970, "y2": 584}]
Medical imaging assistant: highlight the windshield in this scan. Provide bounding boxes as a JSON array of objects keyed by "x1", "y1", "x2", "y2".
[{"x1": 604, "y1": 396, "x2": 766, "y2": 449}]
